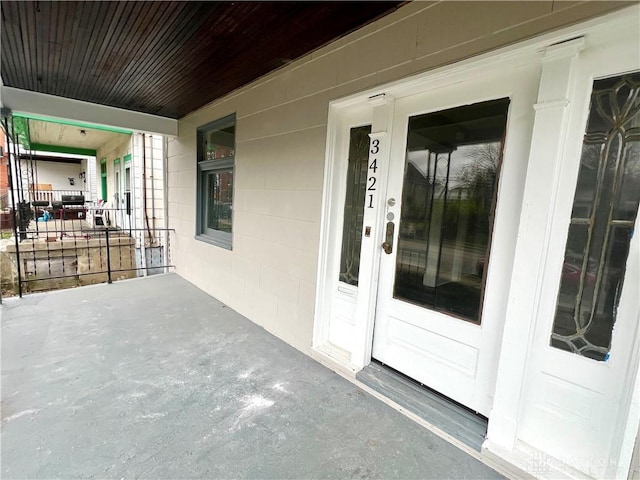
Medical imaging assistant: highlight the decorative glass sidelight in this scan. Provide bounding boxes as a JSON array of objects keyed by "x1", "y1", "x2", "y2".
[
  {"x1": 339, "y1": 125, "x2": 372, "y2": 286},
  {"x1": 393, "y1": 99, "x2": 509, "y2": 322},
  {"x1": 551, "y1": 72, "x2": 640, "y2": 361}
]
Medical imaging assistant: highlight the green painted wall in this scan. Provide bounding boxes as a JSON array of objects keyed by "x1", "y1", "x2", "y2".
[{"x1": 30, "y1": 143, "x2": 97, "y2": 156}]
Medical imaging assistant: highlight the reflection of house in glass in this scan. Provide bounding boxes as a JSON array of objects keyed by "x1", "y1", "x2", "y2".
[
  {"x1": 200, "y1": 117, "x2": 235, "y2": 240},
  {"x1": 207, "y1": 170, "x2": 233, "y2": 233},
  {"x1": 395, "y1": 99, "x2": 508, "y2": 322}
]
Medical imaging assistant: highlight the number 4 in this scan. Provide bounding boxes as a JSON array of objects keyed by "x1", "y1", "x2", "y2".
[{"x1": 369, "y1": 158, "x2": 377, "y2": 173}]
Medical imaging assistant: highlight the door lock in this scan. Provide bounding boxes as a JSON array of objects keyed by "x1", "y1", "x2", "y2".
[{"x1": 382, "y1": 241, "x2": 392, "y2": 254}]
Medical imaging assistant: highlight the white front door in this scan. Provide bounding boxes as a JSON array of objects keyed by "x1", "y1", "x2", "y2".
[
  {"x1": 114, "y1": 159, "x2": 133, "y2": 230},
  {"x1": 316, "y1": 9, "x2": 640, "y2": 476},
  {"x1": 372, "y1": 65, "x2": 539, "y2": 416}
]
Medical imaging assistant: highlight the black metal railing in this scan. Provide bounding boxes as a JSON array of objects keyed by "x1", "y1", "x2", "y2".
[{"x1": 1, "y1": 208, "x2": 174, "y2": 297}]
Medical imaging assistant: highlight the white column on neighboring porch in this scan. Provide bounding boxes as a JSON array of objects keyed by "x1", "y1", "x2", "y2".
[{"x1": 485, "y1": 37, "x2": 585, "y2": 451}]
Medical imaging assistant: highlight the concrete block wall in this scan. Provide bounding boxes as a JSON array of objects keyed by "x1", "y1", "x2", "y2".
[
  {"x1": 167, "y1": 1, "x2": 629, "y2": 355},
  {"x1": 131, "y1": 134, "x2": 165, "y2": 248}
]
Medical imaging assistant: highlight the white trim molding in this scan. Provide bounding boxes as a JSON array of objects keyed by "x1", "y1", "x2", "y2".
[
  {"x1": 313, "y1": 5, "x2": 640, "y2": 479},
  {"x1": 1, "y1": 86, "x2": 178, "y2": 136}
]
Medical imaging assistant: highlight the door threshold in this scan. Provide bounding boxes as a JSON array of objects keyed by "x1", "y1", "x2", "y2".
[{"x1": 356, "y1": 360, "x2": 488, "y2": 452}]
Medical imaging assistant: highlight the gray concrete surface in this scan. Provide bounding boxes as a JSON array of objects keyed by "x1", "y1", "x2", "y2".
[{"x1": 1, "y1": 273, "x2": 503, "y2": 479}]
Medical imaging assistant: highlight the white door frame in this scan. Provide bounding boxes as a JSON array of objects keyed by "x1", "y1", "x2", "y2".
[
  {"x1": 313, "y1": 5, "x2": 640, "y2": 478},
  {"x1": 314, "y1": 34, "x2": 547, "y2": 372}
]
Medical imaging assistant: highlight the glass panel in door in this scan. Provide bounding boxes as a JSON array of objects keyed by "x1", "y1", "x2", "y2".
[
  {"x1": 551, "y1": 71, "x2": 640, "y2": 360},
  {"x1": 339, "y1": 125, "x2": 372, "y2": 286},
  {"x1": 394, "y1": 99, "x2": 510, "y2": 322},
  {"x1": 124, "y1": 166, "x2": 132, "y2": 215}
]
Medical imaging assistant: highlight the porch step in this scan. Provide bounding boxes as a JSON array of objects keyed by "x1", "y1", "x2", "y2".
[{"x1": 356, "y1": 361, "x2": 488, "y2": 452}]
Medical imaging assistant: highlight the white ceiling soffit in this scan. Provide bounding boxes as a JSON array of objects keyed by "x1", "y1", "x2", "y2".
[
  {"x1": 1, "y1": 86, "x2": 177, "y2": 137},
  {"x1": 28, "y1": 119, "x2": 131, "y2": 150}
]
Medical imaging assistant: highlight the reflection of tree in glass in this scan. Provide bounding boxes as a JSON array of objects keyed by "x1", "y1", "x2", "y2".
[
  {"x1": 457, "y1": 142, "x2": 499, "y2": 212},
  {"x1": 624, "y1": 142, "x2": 640, "y2": 183},
  {"x1": 550, "y1": 72, "x2": 640, "y2": 360},
  {"x1": 439, "y1": 142, "x2": 500, "y2": 242}
]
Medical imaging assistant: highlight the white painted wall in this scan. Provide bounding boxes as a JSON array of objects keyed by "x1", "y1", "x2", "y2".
[
  {"x1": 7, "y1": 149, "x2": 94, "y2": 207},
  {"x1": 168, "y1": 0, "x2": 627, "y2": 355},
  {"x1": 32, "y1": 160, "x2": 83, "y2": 191}
]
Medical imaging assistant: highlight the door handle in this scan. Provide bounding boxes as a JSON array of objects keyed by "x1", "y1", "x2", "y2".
[{"x1": 382, "y1": 221, "x2": 395, "y2": 254}]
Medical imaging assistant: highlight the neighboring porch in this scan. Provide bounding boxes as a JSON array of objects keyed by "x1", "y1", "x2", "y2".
[
  {"x1": 0, "y1": 274, "x2": 501, "y2": 479},
  {"x1": 0, "y1": 216, "x2": 170, "y2": 297}
]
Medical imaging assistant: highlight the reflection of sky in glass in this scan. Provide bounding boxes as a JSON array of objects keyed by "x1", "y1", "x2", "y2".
[{"x1": 406, "y1": 143, "x2": 494, "y2": 190}]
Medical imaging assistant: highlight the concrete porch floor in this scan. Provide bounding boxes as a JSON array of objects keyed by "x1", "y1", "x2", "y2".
[{"x1": 1, "y1": 273, "x2": 503, "y2": 479}]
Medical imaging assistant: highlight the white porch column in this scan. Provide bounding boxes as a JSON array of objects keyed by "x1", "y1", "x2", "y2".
[{"x1": 485, "y1": 37, "x2": 585, "y2": 451}]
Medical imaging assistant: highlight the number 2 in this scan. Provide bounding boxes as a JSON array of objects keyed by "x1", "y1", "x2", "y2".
[{"x1": 367, "y1": 139, "x2": 379, "y2": 209}]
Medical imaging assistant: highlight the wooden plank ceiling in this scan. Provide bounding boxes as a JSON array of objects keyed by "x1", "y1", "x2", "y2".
[{"x1": 1, "y1": 1, "x2": 403, "y2": 119}]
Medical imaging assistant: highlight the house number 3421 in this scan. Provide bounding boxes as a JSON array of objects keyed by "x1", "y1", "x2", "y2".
[{"x1": 367, "y1": 138, "x2": 380, "y2": 208}]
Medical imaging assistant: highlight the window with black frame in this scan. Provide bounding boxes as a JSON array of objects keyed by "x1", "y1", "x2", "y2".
[{"x1": 196, "y1": 114, "x2": 235, "y2": 249}]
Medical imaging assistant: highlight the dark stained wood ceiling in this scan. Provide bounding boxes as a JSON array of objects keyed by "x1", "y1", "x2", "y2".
[{"x1": 1, "y1": 1, "x2": 403, "y2": 119}]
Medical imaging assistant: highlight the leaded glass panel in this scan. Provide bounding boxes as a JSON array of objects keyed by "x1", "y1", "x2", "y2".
[
  {"x1": 551, "y1": 72, "x2": 640, "y2": 361},
  {"x1": 339, "y1": 125, "x2": 372, "y2": 286}
]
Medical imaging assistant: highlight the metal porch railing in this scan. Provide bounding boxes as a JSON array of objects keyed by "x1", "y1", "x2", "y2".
[{"x1": 0, "y1": 206, "x2": 174, "y2": 298}]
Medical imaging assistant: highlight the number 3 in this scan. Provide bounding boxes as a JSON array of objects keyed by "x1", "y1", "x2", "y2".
[{"x1": 370, "y1": 139, "x2": 380, "y2": 154}]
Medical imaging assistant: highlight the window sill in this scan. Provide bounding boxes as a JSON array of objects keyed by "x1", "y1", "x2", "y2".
[{"x1": 194, "y1": 233, "x2": 232, "y2": 250}]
